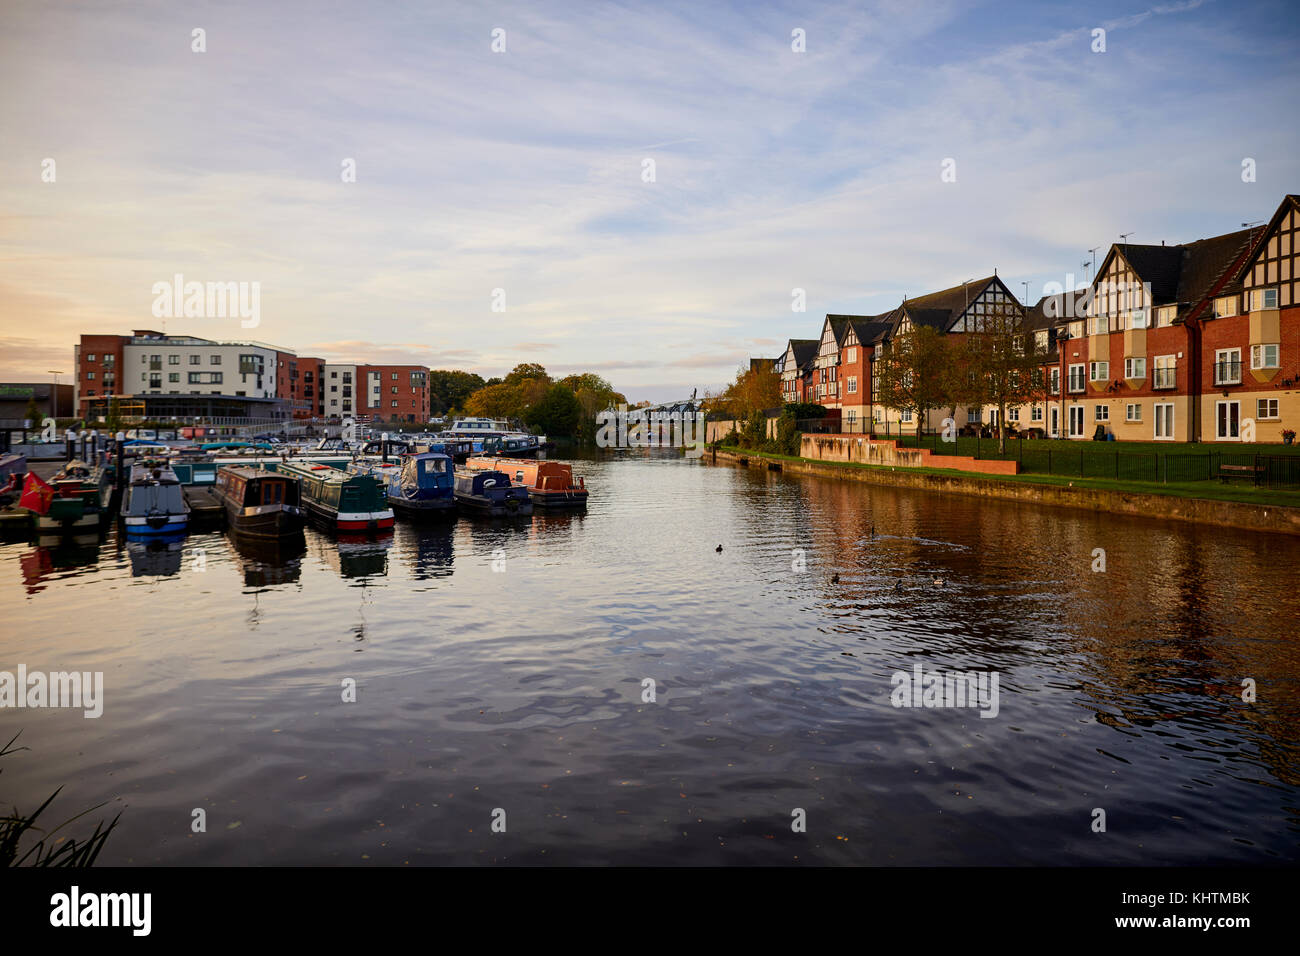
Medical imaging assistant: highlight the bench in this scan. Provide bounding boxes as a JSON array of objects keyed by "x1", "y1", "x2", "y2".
[{"x1": 1218, "y1": 462, "x2": 1264, "y2": 484}]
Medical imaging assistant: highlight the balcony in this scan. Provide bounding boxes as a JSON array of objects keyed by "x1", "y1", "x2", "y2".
[
  {"x1": 1067, "y1": 377, "x2": 1086, "y2": 394},
  {"x1": 1152, "y1": 368, "x2": 1176, "y2": 390},
  {"x1": 1214, "y1": 361, "x2": 1242, "y2": 386}
]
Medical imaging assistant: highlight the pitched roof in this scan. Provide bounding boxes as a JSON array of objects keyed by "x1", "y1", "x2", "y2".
[
  {"x1": 1235, "y1": 194, "x2": 1300, "y2": 282},
  {"x1": 783, "y1": 338, "x2": 818, "y2": 371},
  {"x1": 827, "y1": 313, "x2": 893, "y2": 347},
  {"x1": 1100, "y1": 227, "x2": 1261, "y2": 317}
]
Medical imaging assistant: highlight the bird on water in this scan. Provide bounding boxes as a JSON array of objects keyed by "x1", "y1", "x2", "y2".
[{"x1": 715, "y1": 544, "x2": 723, "y2": 553}]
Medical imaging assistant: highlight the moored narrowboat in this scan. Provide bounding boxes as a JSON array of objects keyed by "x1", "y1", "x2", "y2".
[
  {"x1": 278, "y1": 461, "x2": 394, "y2": 534},
  {"x1": 464, "y1": 456, "x2": 588, "y2": 509},
  {"x1": 32, "y1": 459, "x2": 114, "y2": 534},
  {"x1": 349, "y1": 452, "x2": 456, "y2": 518},
  {"x1": 452, "y1": 469, "x2": 533, "y2": 517},
  {"x1": 121, "y1": 461, "x2": 190, "y2": 537},
  {"x1": 213, "y1": 466, "x2": 306, "y2": 539}
]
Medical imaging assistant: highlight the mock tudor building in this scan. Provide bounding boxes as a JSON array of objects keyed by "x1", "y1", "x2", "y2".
[{"x1": 779, "y1": 339, "x2": 818, "y2": 404}]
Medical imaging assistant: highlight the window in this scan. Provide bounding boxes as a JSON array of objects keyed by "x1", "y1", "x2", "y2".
[
  {"x1": 1249, "y1": 288, "x2": 1279, "y2": 311},
  {"x1": 169, "y1": 373, "x2": 179, "y2": 383},
  {"x1": 1153, "y1": 355, "x2": 1176, "y2": 389},
  {"x1": 391, "y1": 372, "x2": 398, "y2": 381},
  {"x1": 86, "y1": 371, "x2": 95, "y2": 380},
  {"x1": 1130, "y1": 309, "x2": 1148, "y2": 329},
  {"x1": 188, "y1": 372, "x2": 223, "y2": 384},
  {"x1": 331, "y1": 371, "x2": 338, "y2": 378},
  {"x1": 900, "y1": 409, "x2": 913, "y2": 423},
  {"x1": 1154, "y1": 403, "x2": 1174, "y2": 440},
  {"x1": 845, "y1": 409, "x2": 857, "y2": 424},
  {"x1": 847, "y1": 376, "x2": 857, "y2": 394},
  {"x1": 1126, "y1": 404, "x2": 1142, "y2": 422},
  {"x1": 86, "y1": 353, "x2": 96, "y2": 362},
  {"x1": 1068, "y1": 405, "x2": 1085, "y2": 437},
  {"x1": 1008, "y1": 407, "x2": 1020, "y2": 422},
  {"x1": 1049, "y1": 367, "x2": 1060, "y2": 395},
  {"x1": 1156, "y1": 306, "x2": 1177, "y2": 327},
  {"x1": 210, "y1": 355, "x2": 222, "y2": 365},
  {"x1": 190, "y1": 354, "x2": 201, "y2": 364},
  {"x1": 391, "y1": 400, "x2": 398, "y2": 408},
  {"x1": 142, "y1": 354, "x2": 148, "y2": 364},
  {"x1": 1068, "y1": 320, "x2": 1084, "y2": 340},
  {"x1": 1034, "y1": 331, "x2": 1048, "y2": 353},
  {"x1": 1124, "y1": 357, "x2": 1146, "y2": 379},
  {"x1": 169, "y1": 354, "x2": 179, "y2": 365},
  {"x1": 1095, "y1": 405, "x2": 1109, "y2": 421},
  {"x1": 103, "y1": 355, "x2": 114, "y2": 365},
  {"x1": 1257, "y1": 398, "x2": 1280, "y2": 419},
  {"x1": 149, "y1": 373, "x2": 161, "y2": 388},
  {"x1": 391, "y1": 386, "x2": 398, "y2": 394},
  {"x1": 1087, "y1": 314, "x2": 1106, "y2": 336},
  {"x1": 373, "y1": 385, "x2": 380, "y2": 394},
  {"x1": 1213, "y1": 296, "x2": 1237, "y2": 318},
  {"x1": 1089, "y1": 361, "x2": 1109, "y2": 382},
  {"x1": 1251, "y1": 344, "x2": 1279, "y2": 369},
  {"x1": 1214, "y1": 348, "x2": 1241, "y2": 385},
  {"x1": 846, "y1": 347, "x2": 856, "y2": 364},
  {"x1": 1068, "y1": 364, "x2": 1086, "y2": 392}
]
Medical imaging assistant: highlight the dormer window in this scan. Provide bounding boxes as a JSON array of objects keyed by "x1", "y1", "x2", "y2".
[
  {"x1": 1156, "y1": 305, "x2": 1176, "y2": 327},
  {"x1": 1212, "y1": 296, "x2": 1237, "y2": 319}
]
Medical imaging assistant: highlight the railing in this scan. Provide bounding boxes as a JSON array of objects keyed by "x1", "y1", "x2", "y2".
[
  {"x1": 1067, "y1": 376, "x2": 1086, "y2": 393},
  {"x1": 1152, "y1": 368, "x2": 1176, "y2": 389},
  {"x1": 1214, "y1": 361, "x2": 1242, "y2": 385}
]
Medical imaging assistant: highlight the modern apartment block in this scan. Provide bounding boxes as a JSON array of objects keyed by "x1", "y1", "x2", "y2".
[{"x1": 74, "y1": 331, "x2": 428, "y2": 424}]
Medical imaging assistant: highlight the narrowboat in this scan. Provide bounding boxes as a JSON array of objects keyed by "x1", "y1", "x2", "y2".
[
  {"x1": 479, "y1": 434, "x2": 543, "y2": 458},
  {"x1": 121, "y1": 461, "x2": 190, "y2": 537},
  {"x1": 465, "y1": 456, "x2": 588, "y2": 509},
  {"x1": 34, "y1": 459, "x2": 114, "y2": 534},
  {"x1": 452, "y1": 468, "x2": 533, "y2": 517},
  {"x1": 349, "y1": 452, "x2": 456, "y2": 518},
  {"x1": 213, "y1": 466, "x2": 306, "y2": 539},
  {"x1": 277, "y1": 461, "x2": 394, "y2": 534}
]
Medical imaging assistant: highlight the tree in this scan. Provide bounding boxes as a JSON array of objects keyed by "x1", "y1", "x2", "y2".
[
  {"x1": 504, "y1": 363, "x2": 551, "y2": 386},
  {"x1": 559, "y1": 373, "x2": 627, "y2": 445},
  {"x1": 954, "y1": 300, "x2": 1041, "y2": 453},
  {"x1": 709, "y1": 363, "x2": 781, "y2": 422},
  {"x1": 873, "y1": 324, "x2": 954, "y2": 437},
  {"x1": 427, "y1": 370, "x2": 486, "y2": 416},
  {"x1": 525, "y1": 383, "x2": 581, "y2": 438},
  {"x1": 463, "y1": 382, "x2": 522, "y2": 418}
]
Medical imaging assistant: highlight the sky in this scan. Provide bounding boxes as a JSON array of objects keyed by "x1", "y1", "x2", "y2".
[{"x1": 1, "y1": 0, "x2": 1298, "y2": 403}]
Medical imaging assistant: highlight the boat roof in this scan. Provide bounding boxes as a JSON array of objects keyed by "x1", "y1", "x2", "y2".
[{"x1": 218, "y1": 465, "x2": 284, "y2": 480}]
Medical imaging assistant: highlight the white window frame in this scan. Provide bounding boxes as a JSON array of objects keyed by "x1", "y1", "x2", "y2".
[
  {"x1": 1250, "y1": 344, "x2": 1279, "y2": 369},
  {"x1": 1124, "y1": 357, "x2": 1146, "y2": 379},
  {"x1": 1067, "y1": 364, "x2": 1086, "y2": 393},
  {"x1": 847, "y1": 376, "x2": 857, "y2": 394},
  {"x1": 1095, "y1": 404, "x2": 1109, "y2": 421},
  {"x1": 1214, "y1": 348, "x2": 1241, "y2": 385},
  {"x1": 1257, "y1": 397, "x2": 1279, "y2": 420},
  {"x1": 1068, "y1": 405, "x2": 1085, "y2": 438},
  {"x1": 1216, "y1": 400, "x2": 1241, "y2": 441},
  {"x1": 1154, "y1": 403, "x2": 1175, "y2": 441},
  {"x1": 1250, "y1": 288, "x2": 1279, "y2": 311},
  {"x1": 1089, "y1": 361, "x2": 1109, "y2": 382},
  {"x1": 1125, "y1": 403, "x2": 1142, "y2": 422}
]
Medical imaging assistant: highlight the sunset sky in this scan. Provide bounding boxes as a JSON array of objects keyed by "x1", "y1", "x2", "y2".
[{"x1": 2, "y1": 0, "x2": 1297, "y2": 401}]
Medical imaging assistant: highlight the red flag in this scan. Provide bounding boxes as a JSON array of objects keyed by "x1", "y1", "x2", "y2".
[{"x1": 19, "y1": 472, "x2": 54, "y2": 515}]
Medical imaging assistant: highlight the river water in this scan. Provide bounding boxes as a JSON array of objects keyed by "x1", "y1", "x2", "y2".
[{"x1": 1, "y1": 451, "x2": 1297, "y2": 865}]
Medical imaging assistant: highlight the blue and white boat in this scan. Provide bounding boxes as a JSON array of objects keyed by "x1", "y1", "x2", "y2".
[
  {"x1": 349, "y1": 451, "x2": 456, "y2": 518},
  {"x1": 121, "y1": 461, "x2": 190, "y2": 537}
]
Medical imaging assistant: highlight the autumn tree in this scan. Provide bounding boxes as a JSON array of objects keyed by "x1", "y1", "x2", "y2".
[
  {"x1": 954, "y1": 299, "x2": 1041, "y2": 453},
  {"x1": 873, "y1": 324, "x2": 955, "y2": 437}
]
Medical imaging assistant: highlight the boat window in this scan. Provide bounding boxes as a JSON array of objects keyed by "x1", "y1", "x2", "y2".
[
  {"x1": 263, "y1": 482, "x2": 283, "y2": 505},
  {"x1": 421, "y1": 458, "x2": 447, "y2": 475}
]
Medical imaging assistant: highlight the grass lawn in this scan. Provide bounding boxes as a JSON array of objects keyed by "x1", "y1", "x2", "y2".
[
  {"x1": 716, "y1": 445, "x2": 1300, "y2": 509},
  {"x1": 892, "y1": 434, "x2": 1300, "y2": 459}
]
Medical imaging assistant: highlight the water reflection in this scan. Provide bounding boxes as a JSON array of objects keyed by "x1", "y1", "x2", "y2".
[
  {"x1": 393, "y1": 522, "x2": 455, "y2": 580},
  {"x1": 227, "y1": 531, "x2": 306, "y2": 588},
  {"x1": 315, "y1": 532, "x2": 392, "y2": 579},
  {"x1": 19, "y1": 533, "x2": 102, "y2": 593},
  {"x1": 123, "y1": 533, "x2": 186, "y2": 577}
]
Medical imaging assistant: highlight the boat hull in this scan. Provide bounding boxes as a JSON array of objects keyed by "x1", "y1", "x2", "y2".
[
  {"x1": 531, "y1": 490, "x2": 589, "y2": 509},
  {"x1": 123, "y1": 514, "x2": 189, "y2": 536},
  {"x1": 453, "y1": 493, "x2": 533, "y2": 517},
  {"x1": 390, "y1": 495, "x2": 457, "y2": 518},
  {"x1": 303, "y1": 499, "x2": 394, "y2": 534},
  {"x1": 224, "y1": 503, "x2": 306, "y2": 539}
]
